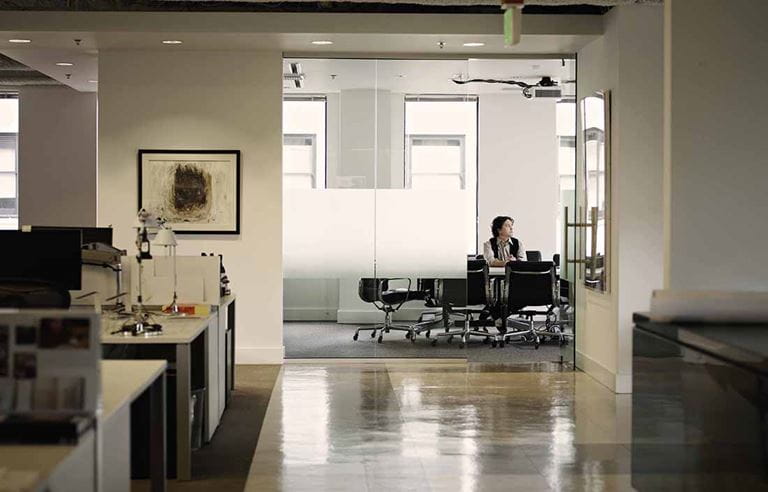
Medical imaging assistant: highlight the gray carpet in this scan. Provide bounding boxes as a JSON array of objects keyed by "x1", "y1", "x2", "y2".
[{"x1": 284, "y1": 321, "x2": 574, "y2": 363}]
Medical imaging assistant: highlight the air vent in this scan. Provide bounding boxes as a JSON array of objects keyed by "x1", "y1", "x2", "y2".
[
  {"x1": 283, "y1": 62, "x2": 304, "y2": 89},
  {"x1": 531, "y1": 87, "x2": 562, "y2": 99}
]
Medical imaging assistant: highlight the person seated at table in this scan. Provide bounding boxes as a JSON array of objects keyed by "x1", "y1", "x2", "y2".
[{"x1": 482, "y1": 216, "x2": 526, "y2": 267}]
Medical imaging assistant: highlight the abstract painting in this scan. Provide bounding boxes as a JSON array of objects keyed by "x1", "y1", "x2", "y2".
[{"x1": 138, "y1": 150, "x2": 240, "y2": 234}]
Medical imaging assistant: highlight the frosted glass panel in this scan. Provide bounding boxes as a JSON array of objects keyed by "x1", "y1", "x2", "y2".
[
  {"x1": 283, "y1": 189, "x2": 375, "y2": 279},
  {"x1": 411, "y1": 146, "x2": 462, "y2": 174},
  {"x1": 374, "y1": 189, "x2": 468, "y2": 278},
  {"x1": 284, "y1": 144, "x2": 314, "y2": 174}
]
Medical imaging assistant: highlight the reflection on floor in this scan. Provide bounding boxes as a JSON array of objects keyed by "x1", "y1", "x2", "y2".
[
  {"x1": 284, "y1": 322, "x2": 571, "y2": 363},
  {"x1": 245, "y1": 362, "x2": 632, "y2": 491}
]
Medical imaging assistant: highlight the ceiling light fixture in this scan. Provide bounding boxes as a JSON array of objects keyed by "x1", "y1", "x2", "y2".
[
  {"x1": 88, "y1": 80, "x2": 98, "y2": 83},
  {"x1": 162, "y1": 40, "x2": 183, "y2": 45},
  {"x1": 55, "y1": 62, "x2": 74, "y2": 67},
  {"x1": 311, "y1": 40, "x2": 333, "y2": 45},
  {"x1": 8, "y1": 39, "x2": 31, "y2": 44},
  {"x1": 463, "y1": 42, "x2": 485, "y2": 47}
]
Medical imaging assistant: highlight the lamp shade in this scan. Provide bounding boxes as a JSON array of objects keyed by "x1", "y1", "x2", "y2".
[{"x1": 154, "y1": 227, "x2": 177, "y2": 246}]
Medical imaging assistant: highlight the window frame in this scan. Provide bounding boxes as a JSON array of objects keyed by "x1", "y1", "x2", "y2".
[
  {"x1": 283, "y1": 133, "x2": 318, "y2": 189},
  {"x1": 405, "y1": 134, "x2": 467, "y2": 190},
  {"x1": 282, "y1": 95, "x2": 327, "y2": 190}
]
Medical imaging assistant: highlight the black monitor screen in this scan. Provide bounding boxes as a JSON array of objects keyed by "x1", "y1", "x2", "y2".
[
  {"x1": 30, "y1": 226, "x2": 112, "y2": 246},
  {"x1": 0, "y1": 230, "x2": 82, "y2": 290}
]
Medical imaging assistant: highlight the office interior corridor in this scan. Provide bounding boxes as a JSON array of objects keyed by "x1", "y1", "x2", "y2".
[{"x1": 245, "y1": 362, "x2": 634, "y2": 491}]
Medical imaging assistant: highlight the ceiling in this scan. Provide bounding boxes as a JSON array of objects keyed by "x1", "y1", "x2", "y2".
[
  {"x1": 283, "y1": 57, "x2": 576, "y2": 95},
  {"x1": 0, "y1": 6, "x2": 609, "y2": 91}
]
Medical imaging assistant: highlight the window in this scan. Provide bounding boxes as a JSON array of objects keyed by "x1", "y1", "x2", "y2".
[
  {"x1": 283, "y1": 97, "x2": 326, "y2": 189},
  {"x1": 0, "y1": 94, "x2": 19, "y2": 230},
  {"x1": 406, "y1": 135, "x2": 466, "y2": 190},
  {"x1": 283, "y1": 134, "x2": 317, "y2": 189}
]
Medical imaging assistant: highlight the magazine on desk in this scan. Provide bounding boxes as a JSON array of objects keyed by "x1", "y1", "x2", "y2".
[{"x1": 0, "y1": 310, "x2": 100, "y2": 443}]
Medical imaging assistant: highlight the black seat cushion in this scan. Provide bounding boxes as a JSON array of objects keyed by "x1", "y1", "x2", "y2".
[{"x1": 381, "y1": 288, "x2": 410, "y2": 305}]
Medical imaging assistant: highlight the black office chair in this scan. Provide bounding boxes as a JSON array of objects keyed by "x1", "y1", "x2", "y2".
[
  {"x1": 492, "y1": 261, "x2": 556, "y2": 348},
  {"x1": 526, "y1": 250, "x2": 542, "y2": 262},
  {"x1": 432, "y1": 259, "x2": 494, "y2": 348},
  {"x1": 0, "y1": 279, "x2": 71, "y2": 308},
  {"x1": 353, "y1": 278, "x2": 415, "y2": 344}
]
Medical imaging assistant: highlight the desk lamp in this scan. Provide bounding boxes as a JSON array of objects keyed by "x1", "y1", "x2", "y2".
[{"x1": 154, "y1": 224, "x2": 181, "y2": 315}]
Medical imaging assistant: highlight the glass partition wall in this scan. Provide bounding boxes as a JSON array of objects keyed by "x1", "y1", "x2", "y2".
[{"x1": 283, "y1": 57, "x2": 575, "y2": 363}]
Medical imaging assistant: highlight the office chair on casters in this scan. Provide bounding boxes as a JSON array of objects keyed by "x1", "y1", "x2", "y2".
[
  {"x1": 492, "y1": 261, "x2": 556, "y2": 348},
  {"x1": 432, "y1": 259, "x2": 494, "y2": 348},
  {"x1": 353, "y1": 278, "x2": 414, "y2": 344}
]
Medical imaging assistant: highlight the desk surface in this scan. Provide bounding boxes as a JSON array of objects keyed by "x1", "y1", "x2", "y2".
[
  {"x1": 634, "y1": 312, "x2": 768, "y2": 376},
  {"x1": 101, "y1": 314, "x2": 213, "y2": 344},
  {"x1": 101, "y1": 360, "x2": 166, "y2": 422}
]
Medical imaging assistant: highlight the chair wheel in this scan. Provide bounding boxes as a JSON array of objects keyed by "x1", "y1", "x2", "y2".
[
  {"x1": 410, "y1": 334, "x2": 416, "y2": 343},
  {"x1": 482, "y1": 337, "x2": 490, "y2": 344},
  {"x1": 353, "y1": 333, "x2": 359, "y2": 341},
  {"x1": 431, "y1": 339, "x2": 438, "y2": 347},
  {"x1": 377, "y1": 335, "x2": 383, "y2": 344},
  {"x1": 534, "y1": 337, "x2": 540, "y2": 349},
  {"x1": 447, "y1": 336, "x2": 453, "y2": 344},
  {"x1": 499, "y1": 340, "x2": 505, "y2": 348},
  {"x1": 458, "y1": 343, "x2": 465, "y2": 349},
  {"x1": 425, "y1": 330, "x2": 431, "y2": 339},
  {"x1": 491, "y1": 340, "x2": 497, "y2": 348},
  {"x1": 405, "y1": 332, "x2": 411, "y2": 339},
  {"x1": 370, "y1": 331, "x2": 377, "y2": 338}
]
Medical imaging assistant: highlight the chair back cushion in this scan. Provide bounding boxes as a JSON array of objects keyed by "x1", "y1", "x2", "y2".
[
  {"x1": 505, "y1": 261, "x2": 555, "y2": 311},
  {"x1": 358, "y1": 278, "x2": 381, "y2": 303},
  {"x1": 466, "y1": 258, "x2": 489, "y2": 305},
  {"x1": 526, "y1": 250, "x2": 543, "y2": 262}
]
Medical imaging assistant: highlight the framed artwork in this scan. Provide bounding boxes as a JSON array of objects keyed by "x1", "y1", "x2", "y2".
[{"x1": 138, "y1": 150, "x2": 240, "y2": 234}]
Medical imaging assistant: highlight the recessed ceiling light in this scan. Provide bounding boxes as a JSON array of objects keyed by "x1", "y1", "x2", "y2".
[
  {"x1": 8, "y1": 39, "x2": 31, "y2": 44},
  {"x1": 55, "y1": 62, "x2": 74, "y2": 67},
  {"x1": 311, "y1": 40, "x2": 333, "y2": 45},
  {"x1": 88, "y1": 80, "x2": 98, "y2": 83},
  {"x1": 397, "y1": 74, "x2": 406, "y2": 78},
  {"x1": 162, "y1": 40, "x2": 183, "y2": 45},
  {"x1": 463, "y1": 42, "x2": 485, "y2": 47}
]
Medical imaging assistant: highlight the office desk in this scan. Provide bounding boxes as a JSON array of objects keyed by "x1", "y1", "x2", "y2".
[
  {"x1": 101, "y1": 314, "x2": 214, "y2": 481},
  {"x1": 0, "y1": 361, "x2": 166, "y2": 492},
  {"x1": 0, "y1": 431, "x2": 96, "y2": 491},
  {"x1": 632, "y1": 313, "x2": 768, "y2": 490},
  {"x1": 102, "y1": 360, "x2": 166, "y2": 492}
]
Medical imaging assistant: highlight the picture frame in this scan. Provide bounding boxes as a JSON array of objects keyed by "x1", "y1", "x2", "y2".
[{"x1": 138, "y1": 149, "x2": 241, "y2": 234}]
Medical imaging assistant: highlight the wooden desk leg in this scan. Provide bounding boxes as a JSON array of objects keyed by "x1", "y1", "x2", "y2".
[
  {"x1": 176, "y1": 344, "x2": 192, "y2": 481},
  {"x1": 149, "y1": 373, "x2": 167, "y2": 492}
]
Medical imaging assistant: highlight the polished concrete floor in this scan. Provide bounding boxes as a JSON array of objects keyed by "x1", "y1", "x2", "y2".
[{"x1": 245, "y1": 362, "x2": 633, "y2": 491}]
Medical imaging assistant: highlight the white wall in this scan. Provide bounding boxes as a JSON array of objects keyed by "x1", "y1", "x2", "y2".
[
  {"x1": 478, "y1": 94, "x2": 559, "y2": 259},
  {"x1": 98, "y1": 50, "x2": 284, "y2": 364},
  {"x1": 576, "y1": 4, "x2": 664, "y2": 392},
  {"x1": 18, "y1": 87, "x2": 97, "y2": 227},
  {"x1": 664, "y1": 0, "x2": 768, "y2": 291}
]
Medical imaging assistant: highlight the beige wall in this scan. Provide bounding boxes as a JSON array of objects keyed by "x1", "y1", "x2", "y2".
[
  {"x1": 98, "y1": 50, "x2": 284, "y2": 363},
  {"x1": 576, "y1": 4, "x2": 664, "y2": 392},
  {"x1": 664, "y1": 0, "x2": 768, "y2": 291},
  {"x1": 478, "y1": 94, "x2": 559, "y2": 260},
  {"x1": 18, "y1": 87, "x2": 97, "y2": 227}
]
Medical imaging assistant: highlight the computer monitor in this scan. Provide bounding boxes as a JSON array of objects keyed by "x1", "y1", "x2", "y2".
[
  {"x1": 0, "y1": 230, "x2": 82, "y2": 290},
  {"x1": 29, "y1": 226, "x2": 113, "y2": 246}
]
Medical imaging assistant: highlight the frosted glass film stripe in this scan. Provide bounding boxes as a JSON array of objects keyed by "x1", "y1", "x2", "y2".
[
  {"x1": 283, "y1": 189, "x2": 375, "y2": 279},
  {"x1": 374, "y1": 189, "x2": 468, "y2": 278}
]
